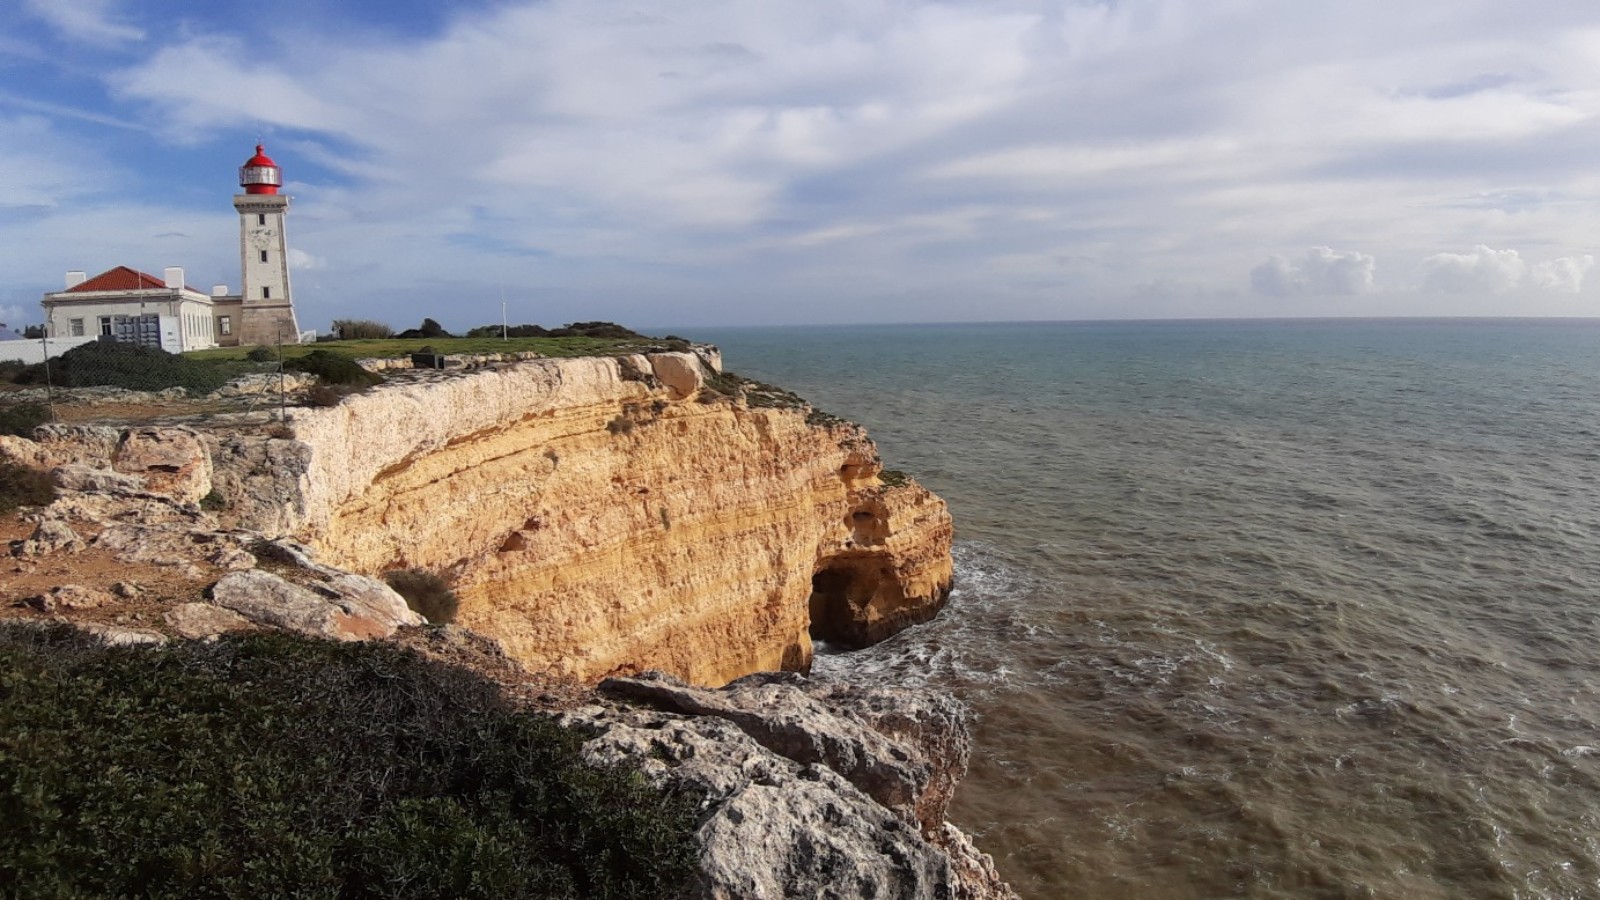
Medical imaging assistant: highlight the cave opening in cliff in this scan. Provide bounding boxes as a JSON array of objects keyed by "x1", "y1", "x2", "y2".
[{"x1": 809, "y1": 562, "x2": 881, "y2": 650}]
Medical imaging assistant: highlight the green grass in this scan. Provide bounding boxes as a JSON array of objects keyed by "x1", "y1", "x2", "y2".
[
  {"x1": 0, "y1": 625, "x2": 703, "y2": 899},
  {"x1": 186, "y1": 335, "x2": 686, "y2": 362}
]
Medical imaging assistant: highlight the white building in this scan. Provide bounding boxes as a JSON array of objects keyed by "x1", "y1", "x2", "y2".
[
  {"x1": 41, "y1": 143, "x2": 304, "y2": 351},
  {"x1": 42, "y1": 265, "x2": 223, "y2": 353}
]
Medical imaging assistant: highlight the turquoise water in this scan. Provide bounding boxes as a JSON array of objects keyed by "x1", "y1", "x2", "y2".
[{"x1": 700, "y1": 319, "x2": 1600, "y2": 899}]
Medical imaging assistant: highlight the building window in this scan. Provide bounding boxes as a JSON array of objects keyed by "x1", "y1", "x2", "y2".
[
  {"x1": 258, "y1": 213, "x2": 267, "y2": 226},
  {"x1": 69, "y1": 318, "x2": 84, "y2": 337},
  {"x1": 259, "y1": 249, "x2": 269, "y2": 263},
  {"x1": 219, "y1": 316, "x2": 232, "y2": 336},
  {"x1": 99, "y1": 316, "x2": 113, "y2": 336}
]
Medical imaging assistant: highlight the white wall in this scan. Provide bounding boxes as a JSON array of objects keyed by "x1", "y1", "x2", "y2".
[{"x1": 0, "y1": 336, "x2": 98, "y2": 365}]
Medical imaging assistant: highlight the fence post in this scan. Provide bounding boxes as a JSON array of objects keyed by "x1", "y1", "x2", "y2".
[{"x1": 38, "y1": 334, "x2": 56, "y2": 423}]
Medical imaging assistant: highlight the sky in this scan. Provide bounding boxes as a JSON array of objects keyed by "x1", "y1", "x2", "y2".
[{"x1": 2, "y1": 0, "x2": 1598, "y2": 330}]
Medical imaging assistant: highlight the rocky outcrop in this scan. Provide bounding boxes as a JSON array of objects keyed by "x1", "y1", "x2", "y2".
[
  {"x1": 204, "y1": 349, "x2": 953, "y2": 686},
  {"x1": 564, "y1": 672, "x2": 1015, "y2": 900}
]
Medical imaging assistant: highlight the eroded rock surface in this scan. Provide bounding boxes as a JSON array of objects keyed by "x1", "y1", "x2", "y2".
[
  {"x1": 203, "y1": 349, "x2": 953, "y2": 685},
  {"x1": 564, "y1": 672, "x2": 1015, "y2": 900}
]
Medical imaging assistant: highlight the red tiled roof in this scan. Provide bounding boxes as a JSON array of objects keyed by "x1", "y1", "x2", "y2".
[{"x1": 67, "y1": 266, "x2": 171, "y2": 293}]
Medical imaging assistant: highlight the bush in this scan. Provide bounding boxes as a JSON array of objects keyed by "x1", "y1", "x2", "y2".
[
  {"x1": 282, "y1": 350, "x2": 383, "y2": 388},
  {"x1": 385, "y1": 568, "x2": 460, "y2": 624},
  {"x1": 11, "y1": 341, "x2": 246, "y2": 396},
  {"x1": 0, "y1": 402, "x2": 50, "y2": 437},
  {"x1": 245, "y1": 345, "x2": 277, "y2": 363},
  {"x1": 0, "y1": 461, "x2": 55, "y2": 513},
  {"x1": 0, "y1": 626, "x2": 701, "y2": 898},
  {"x1": 395, "y1": 318, "x2": 453, "y2": 340},
  {"x1": 332, "y1": 319, "x2": 394, "y2": 340}
]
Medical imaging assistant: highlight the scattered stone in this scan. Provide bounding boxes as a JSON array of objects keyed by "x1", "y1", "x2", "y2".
[
  {"x1": 24, "y1": 584, "x2": 116, "y2": 613},
  {"x1": 208, "y1": 547, "x2": 256, "y2": 570},
  {"x1": 10, "y1": 520, "x2": 83, "y2": 558},
  {"x1": 32, "y1": 424, "x2": 121, "y2": 467},
  {"x1": 164, "y1": 602, "x2": 255, "y2": 639},
  {"x1": 73, "y1": 623, "x2": 168, "y2": 648},
  {"x1": 0, "y1": 435, "x2": 57, "y2": 469},
  {"x1": 208, "y1": 568, "x2": 417, "y2": 641},
  {"x1": 53, "y1": 464, "x2": 146, "y2": 496},
  {"x1": 112, "y1": 427, "x2": 213, "y2": 503},
  {"x1": 110, "y1": 582, "x2": 141, "y2": 599}
]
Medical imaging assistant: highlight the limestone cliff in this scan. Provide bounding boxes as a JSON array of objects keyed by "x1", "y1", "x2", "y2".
[{"x1": 215, "y1": 348, "x2": 953, "y2": 686}]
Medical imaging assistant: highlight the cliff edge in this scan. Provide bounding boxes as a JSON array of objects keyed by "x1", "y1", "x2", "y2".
[{"x1": 209, "y1": 347, "x2": 953, "y2": 686}]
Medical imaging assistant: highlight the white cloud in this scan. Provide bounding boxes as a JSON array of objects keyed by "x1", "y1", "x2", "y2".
[
  {"x1": 1530, "y1": 255, "x2": 1594, "y2": 293},
  {"x1": 1250, "y1": 247, "x2": 1376, "y2": 297},
  {"x1": 17, "y1": 0, "x2": 1598, "y2": 325},
  {"x1": 23, "y1": 0, "x2": 144, "y2": 45},
  {"x1": 1422, "y1": 245, "x2": 1526, "y2": 293},
  {"x1": 0, "y1": 305, "x2": 30, "y2": 331},
  {"x1": 287, "y1": 248, "x2": 323, "y2": 271}
]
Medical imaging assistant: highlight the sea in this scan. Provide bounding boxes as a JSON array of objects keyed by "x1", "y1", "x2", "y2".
[{"x1": 696, "y1": 319, "x2": 1600, "y2": 900}]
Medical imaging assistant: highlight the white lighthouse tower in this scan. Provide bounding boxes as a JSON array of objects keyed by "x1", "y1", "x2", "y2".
[{"x1": 233, "y1": 144, "x2": 302, "y2": 345}]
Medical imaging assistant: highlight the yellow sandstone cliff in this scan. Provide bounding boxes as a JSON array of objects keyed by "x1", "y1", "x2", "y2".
[{"x1": 230, "y1": 349, "x2": 952, "y2": 686}]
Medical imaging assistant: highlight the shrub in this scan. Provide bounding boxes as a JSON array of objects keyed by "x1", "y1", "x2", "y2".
[
  {"x1": 548, "y1": 321, "x2": 643, "y2": 339},
  {"x1": 385, "y1": 568, "x2": 460, "y2": 624},
  {"x1": 11, "y1": 341, "x2": 246, "y2": 396},
  {"x1": 0, "y1": 402, "x2": 50, "y2": 438},
  {"x1": 304, "y1": 383, "x2": 362, "y2": 407},
  {"x1": 0, "y1": 461, "x2": 55, "y2": 513},
  {"x1": 0, "y1": 625, "x2": 702, "y2": 899},
  {"x1": 282, "y1": 350, "x2": 383, "y2": 388},
  {"x1": 879, "y1": 469, "x2": 910, "y2": 488},
  {"x1": 332, "y1": 318, "x2": 394, "y2": 340},
  {"x1": 245, "y1": 345, "x2": 277, "y2": 363},
  {"x1": 395, "y1": 318, "x2": 453, "y2": 340}
]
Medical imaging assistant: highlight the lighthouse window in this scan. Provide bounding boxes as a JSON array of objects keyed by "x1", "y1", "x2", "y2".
[
  {"x1": 262, "y1": 287, "x2": 271, "y2": 300},
  {"x1": 259, "y1": 250, "x2": 268, "y2": 263},
  {"x1": 257, "y1": 213, "x2": 267, "y2": 226}
]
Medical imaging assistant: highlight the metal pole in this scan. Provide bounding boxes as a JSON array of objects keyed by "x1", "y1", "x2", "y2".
[
  {"x1": 278, "y1": 326, "x2": 286, "y2": 422},
  {"x1": 39, "y1": 332, "x2": 55, "y2": 422}
]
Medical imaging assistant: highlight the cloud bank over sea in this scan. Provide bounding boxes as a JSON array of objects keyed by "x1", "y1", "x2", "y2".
[{"x1": 2, "y1": 0, "x2": 1597, "y2": 326}]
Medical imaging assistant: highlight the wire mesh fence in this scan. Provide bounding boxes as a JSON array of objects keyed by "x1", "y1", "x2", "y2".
[{"x1": 0, "y1": 334, "x2": 298, "y2": 435}]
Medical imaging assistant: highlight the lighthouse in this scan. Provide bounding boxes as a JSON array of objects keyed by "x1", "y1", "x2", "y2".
[{"x1": 232, "y1": 144, "x2": 302, "y2": 345}]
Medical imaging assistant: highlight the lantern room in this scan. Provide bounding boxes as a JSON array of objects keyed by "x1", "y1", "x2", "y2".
[{"x1": 238, "y1": 144, "x2": 282, "y2": 195}]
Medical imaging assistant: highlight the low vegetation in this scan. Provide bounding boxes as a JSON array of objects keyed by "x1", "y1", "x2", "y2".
[
  {"x1": 0, "y1": 460, "x2": 55, "y2": 513},
  {"x1": 331, "y1": 318, "x2": 395, "y2": 340},
  {"x1": 878, "y1": 469, "x2": 911, "y2": 488},
  {"x1": 0, "y1": 401, "x2": 50, "y2": 437},
  {"x1": 282, "y1": 349, "x2": 383, "y2": 387},
  {"x1": 12, "y1": 341, "x2": 254, "y2": 397},
  {"x1": 384, "y1": 569, "x2": 460, "y2": 624},
  {"x1": 0, "y1": 625, "x2": 702, "y2": 899}
]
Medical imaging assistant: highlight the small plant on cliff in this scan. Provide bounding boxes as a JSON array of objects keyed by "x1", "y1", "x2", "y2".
[
  {"x1": 0, "y1": 461, "x2": 55, "y2": 513},
  {"x1": 879, "y1": 469, "x2": 911, "y2": 488},
  {"x1": 385, "y1": 568, "x2": 460, "y2": 624},
  {"x1": 245, "y1": 345, "x2": 278, "y2": 363},
  {"x1": 0, "y1": 625, "x2": 702, "y2": 898},
  {"x1": 282, "y1": 349, "x2": 382, "y2": 387},
  {"x1": 0, "y1": 401, "x2": 50, "y2": 438}
]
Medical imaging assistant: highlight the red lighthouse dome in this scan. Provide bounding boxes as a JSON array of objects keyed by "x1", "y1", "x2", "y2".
[{"x1": 239, "y1": 144, "x2": 282, "y2": 195}]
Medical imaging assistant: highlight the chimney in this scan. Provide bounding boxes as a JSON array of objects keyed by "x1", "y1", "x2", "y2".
[
  {"x1": 164, "y1": 267, "x2": 185, "y2": 289},
  {"x1": 65, "y1": 271, "x2": 86, "y2": 289},
  {"x1": 212, "y1": 284, "x2": 229, "y2": 297}
]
